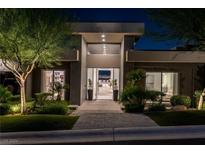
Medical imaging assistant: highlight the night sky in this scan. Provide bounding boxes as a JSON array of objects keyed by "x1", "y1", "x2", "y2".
[{"x1": 67, "y1": 8, "x2": 182, "y2": 50}]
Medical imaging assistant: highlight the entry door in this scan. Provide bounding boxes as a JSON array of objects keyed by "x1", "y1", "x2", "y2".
[
  {"x1": 97, "y1": 68, "x2": 113, "y2": 100},
  {"x1": 87, "y1": 68, "x2": 120, "y2": 100}
]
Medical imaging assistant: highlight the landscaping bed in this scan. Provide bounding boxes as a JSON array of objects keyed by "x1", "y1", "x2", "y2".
[
  {"x1": 146, "y1": 110, "x2": 205, "y2": 126},
  {"x1": 0, "y1": 115, "x2": 78, "y2": 132}
]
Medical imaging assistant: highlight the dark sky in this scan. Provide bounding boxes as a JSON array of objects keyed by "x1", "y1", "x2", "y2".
[{"x1": 67, "y1": 8, "x2": 182, "y2": 50}]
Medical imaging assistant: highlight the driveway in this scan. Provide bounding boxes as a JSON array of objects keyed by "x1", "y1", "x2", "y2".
[{"x1": 72, "y1": 100, "x2": 158, "y2": 130}]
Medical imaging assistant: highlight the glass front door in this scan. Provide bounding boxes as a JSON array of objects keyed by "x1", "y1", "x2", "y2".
[{"x1": 87, "y1": 68, "x2": 120, "y2": 100}]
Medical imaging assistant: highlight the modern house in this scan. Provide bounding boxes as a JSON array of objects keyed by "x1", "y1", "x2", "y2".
[{"x1": 0, "y1": 22, "x2": 205, "y2": 105}]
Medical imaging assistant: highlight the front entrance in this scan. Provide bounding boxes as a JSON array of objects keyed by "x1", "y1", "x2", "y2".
[{"x1": 87, "y1": 68, "x2": 120, "y2": 100}]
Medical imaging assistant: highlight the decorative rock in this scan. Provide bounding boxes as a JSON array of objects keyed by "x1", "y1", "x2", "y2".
[{"x1": 172, "y1": 105, "x2": 187, "y2": 111}]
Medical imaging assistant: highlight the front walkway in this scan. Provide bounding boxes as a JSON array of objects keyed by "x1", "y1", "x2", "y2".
[
  {"x1": 72, "y1": 100, "x2": 123, "y2": 115},
  {"x1": 72, "y1": 100, "x2": 158, "y2": 130}
]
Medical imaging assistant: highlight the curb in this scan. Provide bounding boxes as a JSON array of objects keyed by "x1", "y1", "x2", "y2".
[{"x1": 1, "y1": 125, "x2": 205, "y2": 144}]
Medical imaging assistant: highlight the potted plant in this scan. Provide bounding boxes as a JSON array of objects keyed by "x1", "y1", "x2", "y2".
[
  {"x1": 113, "y1": 79, "x2": 118, "y2": 101},
  {"x1": 87, "y1": 79, "x2": 93, "y2": 100}
]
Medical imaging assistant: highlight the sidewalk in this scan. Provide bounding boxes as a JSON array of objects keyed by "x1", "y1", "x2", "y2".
[{"x1": 1, "y1": 125, "x2": 205, "y2": 144}]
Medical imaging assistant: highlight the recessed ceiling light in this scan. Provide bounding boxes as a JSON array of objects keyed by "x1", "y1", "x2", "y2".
[{"x1": 101, "y1": 34, "x2": 105, "y2": 38}]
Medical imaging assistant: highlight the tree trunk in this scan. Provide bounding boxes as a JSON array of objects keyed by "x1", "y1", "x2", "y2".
[
  {"x1": 197, "y1": 89, "x2": 205, "y2": 110},
  {"x1": 20, "y1": 80, "x2": 26, "y2": 114}
]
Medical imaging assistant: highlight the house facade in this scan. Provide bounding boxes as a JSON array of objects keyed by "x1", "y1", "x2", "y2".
[{"x1": 0, "y1": 22, "x2": 205, "y2": 105}]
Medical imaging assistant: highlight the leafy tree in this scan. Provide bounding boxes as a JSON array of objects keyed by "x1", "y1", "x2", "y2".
[
  {"x1": 146, "y1": 9, "x2": 205, "y2": 49},
  {"x1": 0, "y1": 9, "x2": 72, "y2": 114}
]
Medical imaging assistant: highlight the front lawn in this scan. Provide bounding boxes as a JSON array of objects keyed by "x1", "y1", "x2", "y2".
[
  {"x1": 0, "y1": 115, "x2": 78, "y2": 132},
  {"x1": 146, "y1": 111, "x2": 205, "y2": 126}
]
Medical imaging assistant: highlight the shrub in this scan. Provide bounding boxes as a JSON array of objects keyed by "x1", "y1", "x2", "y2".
[
  {"x1": 170, "y1": 95, "x2": 191, "y2": 107},
  {"x1": 37, "y1": 102, "x2": 68, "y2": 115},
  {"x1": 193, "y1": 90, "x2": 203, "y2": 108},
  {"x1": 148, "y1": 103, "x2": 166, "y2": 112},
  {"x1": 0, "y1": 85, "x2": 13, "y2": 103},
  {"x1": 124, "y1": 103, "x2": 145, "y2": 113},
  {"x1": 9, "y1": 95, "x2": 20, "y2": 102},
  {"x1": 145, "y1": 90, "x2": 165, "y2": 102},
  {"x1": 34, "y1": 93, "x2": 52, "y2": 107},
  {"x1": 126, "y1": 69, "x2": 146, "y2": 87},
  {"x1": 9, "y1": 104, "x2": 21, "y2": 114},
  {"x1": 0, "y1": 104, "x2": 10, "y2": 115},
  {"x1": 121, "y1": 86, "x2": 146, "y2": 104}
]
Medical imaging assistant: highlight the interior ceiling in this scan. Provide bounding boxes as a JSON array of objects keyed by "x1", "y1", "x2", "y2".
[
  {"x1": 87, "y1": 44, "x2": 120, "y2": 54},
  {"x1": 82, "y1": 33, "x2": 124, "y2": 43}
]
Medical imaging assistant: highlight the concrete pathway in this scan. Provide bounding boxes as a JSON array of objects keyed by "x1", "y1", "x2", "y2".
[{"x1": 72, "y1": 100, "x2": 158, "y2": 130}]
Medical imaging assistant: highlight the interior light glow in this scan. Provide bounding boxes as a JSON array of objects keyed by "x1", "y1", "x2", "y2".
[
  {"x1": 101, "y1": 34, "x2": 105, "y2": 38},
  {"x1": 102, "y1": 38, "x2": 106, "y2": 42}
]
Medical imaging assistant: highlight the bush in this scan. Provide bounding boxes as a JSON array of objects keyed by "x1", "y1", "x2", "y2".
[
  {"x1": 9, "y1": 104, "x2": 21, "y2": 114},
  {"x1": 170, "y1": 95, "x2": 191, "y2": 107},
  {"x1": 37, "y1": 102, "x2": 68, "y2": 115},
  {"x1": 126, "y1": 69, "x2": 146, "y2": 87},
  {"x1": 0, "y1": 85, "x2": 13, "y2": 103},
  {"x1": 34, "y1": 93, "x2": 52, "y2": 107},
  {"x1": 121, "y1": 86, "x2": 146, "y2": 104},
  {"x1": 145, "y1": 90, "x2": 164, "y2": 102},
  {"x1": 193, "y1": 90, "x2": 203, "y2": 108},
  {"x1": 124, "y1": 103, "x2": 145, "y2": 113},
  {"x1": 9, "y1": 95, "x2": 20, "y2": 102},
  {"x1": 0, "y1": 104, "x2": 10, "y2": 115},
  {"x1": 148, "y1": 103, "x2": 166, "y2": 112}
]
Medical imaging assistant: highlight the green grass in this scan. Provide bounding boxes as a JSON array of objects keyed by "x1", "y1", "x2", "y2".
[
  {"x1": 146, "y1": 110, "x2": 205, "y2": 126},
  {"x1": 0, "y1": 115, "x2": 78, "y2": 132}
]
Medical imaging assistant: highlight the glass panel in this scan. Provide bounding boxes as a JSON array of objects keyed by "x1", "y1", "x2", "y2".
[
  {"x1": 53, "y1": 71, "x2": 65, "y2": 100},
  {"x1": 162, "y1": 73, "x2": 178, "y2": 101},
  {"x1": 146, "y1": 72, "x2": 162, "y2": 91},
  {"x1": 113, "y1": 68, "x2": 120, "y2": 90},
  {"x1": 41, "y1": 70, "x2": 65, "y2": 100}
]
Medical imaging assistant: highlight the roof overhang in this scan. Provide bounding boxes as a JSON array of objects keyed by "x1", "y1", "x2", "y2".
[
  {"x1": 71, "y1": 22, "x2": 144, "y2": 43},
  {"x1": 127, "y1": 50, "x2": 205, "y2": 63}
]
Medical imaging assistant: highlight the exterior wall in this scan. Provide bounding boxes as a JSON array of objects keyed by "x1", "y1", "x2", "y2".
[
  {"x1": 80, "y1": 37, "x2": 87, "y2": 103},
  {"x1": 123, "y1": 62, "x2": 205, "y2": 98},
  {"x1": 87, "y1": 54, "x2": 120, "y2": 68}
]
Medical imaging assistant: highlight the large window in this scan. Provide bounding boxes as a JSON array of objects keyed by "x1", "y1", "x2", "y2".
[
  {"x1": 146, "y1": 72, "x2": 178, "y2": 102},
  {"x1": 41, "y1": 70, "x2": 65, "y2": 100}
]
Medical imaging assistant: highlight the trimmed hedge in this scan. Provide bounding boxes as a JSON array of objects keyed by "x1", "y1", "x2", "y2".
[
  {"x1": 124, "y1": 103, "x2": 145, "y2": 113},
  {"x1": 36, "y1": 102, "x2": 68, "y2": 115},
  {"x1": 170, "y1": 95, "x2": 191, "y2": 107},
  {"x1": 148, "y1": 103, "x2": 166, "y2": 112}
]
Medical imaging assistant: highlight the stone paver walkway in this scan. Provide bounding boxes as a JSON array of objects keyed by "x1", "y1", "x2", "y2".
[
  {"x1": 72, "y1": 100, "x2": 123, "y2": 115},
  {"x1": 72, "y1": 100, "x2": 158, "y2": 130},
  {"x1": 72, "y1": 113, "x2": 158, "y2": 130}
]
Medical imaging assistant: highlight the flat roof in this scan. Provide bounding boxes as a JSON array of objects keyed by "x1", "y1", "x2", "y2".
[
  {"x1": 72, "y1": 22, "x2": 144, "y2": 34},
  {"x1": 127, "y1": 50, "x2": 205, "y2": 63}
]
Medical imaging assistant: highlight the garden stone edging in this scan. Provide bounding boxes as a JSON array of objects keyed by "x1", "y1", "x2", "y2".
[{"x1": 1, "y1": 125, "x2": 205, "y2": 144}]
